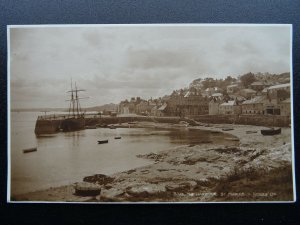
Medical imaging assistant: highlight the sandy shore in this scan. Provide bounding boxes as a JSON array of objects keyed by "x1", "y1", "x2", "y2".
[{"x1": 13, "y1": 122, "x2": 293, "y2": 202}]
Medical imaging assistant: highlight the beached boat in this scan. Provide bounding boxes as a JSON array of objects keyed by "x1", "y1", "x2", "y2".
[
  {"x1": 225, "y1": 137, "x2": 239, "y2": 141},
  {"x1": 210, "y1": 130, "x2": 221, "y2": 134},
  {"x1": 85, "y1": 125, "x2": 97, "y2": 129},
  {"x1": 98, "y1": 140, "x2": 109, "y2": 144},
  {"x1": 114, "y1": 136, "x2": 121, "y2": 139},
  {"x1": 222, "y1": 128, "x2": 234, "y2": 131},
  {"x1": 261, "y1": 128, "x2": 281, "y2": 136},
  {"x1": 23, "y1": 147, "x2": 37, "y2": 153},
  {"x1": 73, "y1": 182, "x2": 101, "y2": 196},
  {"x1": 108, "y1": 125, "x2": 116, "y2": 129},
  {"x1": 246, "y1": 130, "x2": 258, "y2": 134}
]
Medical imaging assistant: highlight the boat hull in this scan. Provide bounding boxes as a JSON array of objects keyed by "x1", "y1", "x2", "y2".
[
  {"x1": 261, "y1": 128, "x2": 281, "y2": 136},
  {"x1": 61, "y1": 117, "x2": 85, "y2": 132},
  {"x1": 23, "y1": 147, "x2": 37, "y2": 153}
]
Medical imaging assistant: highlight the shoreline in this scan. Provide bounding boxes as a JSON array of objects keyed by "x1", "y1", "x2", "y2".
[{"x1": 12, "y1": 122, "x2": 293, "y2": 202}]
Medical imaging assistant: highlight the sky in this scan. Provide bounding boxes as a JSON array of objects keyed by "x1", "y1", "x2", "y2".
[{"x1": 9, "y1": 25, "x2": 291, "y2": 109}]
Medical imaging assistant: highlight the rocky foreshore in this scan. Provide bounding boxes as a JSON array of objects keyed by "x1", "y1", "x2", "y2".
[{"x1": 13, "y1": 122, "x2": 293, "y2": 202}]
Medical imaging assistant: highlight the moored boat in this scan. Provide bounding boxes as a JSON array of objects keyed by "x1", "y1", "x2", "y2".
[
  {"x1": 261, "y1": 128, "x2": 281, "y2": 136},
  {"x1": 61, "y1": 81, "x2": 86, "y2": 132},
  {"x1": 61, "y1": 116, "x2": 85, "y2": 132},
  {"x1": 34, "y1": 81, "x2": 87, "y2": 134},
  {"x1": 98, "y1": 140, "x2": 109, "y2": 144},
  {"x1": 23, "y1": 147, "x2": 37, "y2": 153}
]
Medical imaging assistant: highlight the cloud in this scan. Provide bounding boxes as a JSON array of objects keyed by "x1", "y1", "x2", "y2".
[{"x1": 9, "y1": 25, "x2": 291, "y2": 108}]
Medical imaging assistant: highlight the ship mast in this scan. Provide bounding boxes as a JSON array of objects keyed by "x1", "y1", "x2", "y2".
[{"x1": 67, "y1": 80, "x2": 86, "y2": 118}]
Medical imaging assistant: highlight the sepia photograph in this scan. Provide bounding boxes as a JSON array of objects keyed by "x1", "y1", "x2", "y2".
[{"x1": 8, "y1": 24, "x2": 295, "y2": 203}]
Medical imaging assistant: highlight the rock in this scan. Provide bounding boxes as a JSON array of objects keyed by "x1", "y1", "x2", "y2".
[
  {"x1": 165, "y1": 181, "x2": 197, "y2": 192},
  {"x1": 126, "y1": 184, "x2": 166, "y2": 198},
  {"x1": 182, "y1": 155, "x2": 207, "y2": 165},
  {"x1": 100, "y1": 188, "x2": 126, "y2": 202},
  {"x1": 83, "y1": 174, "x2": 114, "y2": 185}
]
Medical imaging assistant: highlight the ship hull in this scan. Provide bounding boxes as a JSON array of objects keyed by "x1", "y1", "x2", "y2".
[{"x1": 61, "y1": 117, "x2": 85, "y2": 132}]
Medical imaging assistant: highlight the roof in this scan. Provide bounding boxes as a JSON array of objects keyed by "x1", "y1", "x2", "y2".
[
  {"x1": 242, "y1": 96, "x2": 266, "y2": 105},
  {"x1": 241, "y1": 88, "x2": 256, "y2": 93},
  {"x1": 228, "y1": 95, "x2": 246, "y2": 101},
  {"x1": 280, "y1": 98, "x2": 290, "y2": 104},
  {"x1": 268, "y1": 83, "x2": 290, "y2": 90},
  {"x1": 251, "y1": 81, "x2": 264, "y2": 86},
  {"x1": 220, "y1": 100, "x2": 235, "y2": 106},
  {"x1": 227, "y1": 84, "x2": 238, "y2": 88},
  {"x1": 158, "y1": 103, "x2": 167, "y2": 111},
  {"x1": 184, "y1": 91, "x2": 191, "y2": 97},
  {"x1": 212, "y1": 93, "x2": 223, "y2": 97}
]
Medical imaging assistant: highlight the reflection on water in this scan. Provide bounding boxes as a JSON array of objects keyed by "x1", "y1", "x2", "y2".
[{"x1": 10, "y1": 112, "x2": 236, "y2": 195}]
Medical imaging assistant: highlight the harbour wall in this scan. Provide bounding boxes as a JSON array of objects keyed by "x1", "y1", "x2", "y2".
[
  {"x1": 85, "y1": 115, "x2": 291, "y2": 127},
  {"x1": 189, "y1": 115, "x2": 291, "y2": 127},
  {"x1": 85, "y1": 116, "x2": 182, "y2": 125}
]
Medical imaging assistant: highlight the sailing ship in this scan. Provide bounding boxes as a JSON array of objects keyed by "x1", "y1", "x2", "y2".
[
  {"x1": 60, "y1": 82, "x2": 86, "y2": 132},
  {"x1": 34, "y1": 81, "x2": 87, "y2": 135}
]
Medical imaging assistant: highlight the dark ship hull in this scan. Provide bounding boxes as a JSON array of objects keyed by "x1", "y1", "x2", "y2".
[{"x1": 60, "y1": 117, "x2": 85, "y2": 132}]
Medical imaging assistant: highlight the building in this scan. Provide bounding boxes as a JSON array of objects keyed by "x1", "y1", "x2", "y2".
[
  {"x1": 279, "y1": 98, "x2": 291, "y2": 116},
  {"x1": 250, "y1": 81, "x2": 273, "y2": 92},
  {"x1": 219, "y1": 100, "x2": 236, "y2": 115},
  {"x1": 164, "y1": 87, "x2": 209, "y2": 117},
  {"x1": 209, "y1": 98, "x2": 221, "y2": 115},
  {"x1": 240, "y1": 88, "x2": 257, "y2": 99},
  {"x1": 157, "y1": 103, "x2": 168, "y2": 117},
  {"x1": 242, "y1": 96, "x2": 267, "y2": 115},
  {"x1": 267, "y1": 83, "x2": 290, "y2": 102},
  {"x1": 227, "y1": 84, "x2": 239, "y2": 94}
]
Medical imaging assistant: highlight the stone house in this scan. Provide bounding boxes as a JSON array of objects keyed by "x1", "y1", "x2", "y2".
[
  {"x1": 242, "y1": 96, "x2": 267, "y2": 115},
  {"x1": 209, "y1": 98, "x2": 221, "y2": 115},
  {"x1": 219, "y1": 100, "x2": 237, "y2": 115},
  {"x1": 165, "y1": 87, "x2": 209, "y2": 117},
  {"x1": 227, "y1": 84, "x2": 239, "y2": 94},
  {"x1": 250, "y1": 81, "x2": 272, "y2": 92},
  {"x1": 240, "y1": 88, "x2": 257, "y2": 99},
  {"x1": 279, "y1": 98, "x2": 291, "y2": 116}
]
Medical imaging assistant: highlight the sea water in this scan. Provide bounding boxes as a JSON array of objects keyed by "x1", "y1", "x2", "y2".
[{"x1": 10, "y1": 112, "x2": 234, "y2": 195}]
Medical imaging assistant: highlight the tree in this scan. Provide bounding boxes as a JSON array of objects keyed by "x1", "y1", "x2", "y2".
[
  {"x1": 240, "y1": 72, "x2": 256, "y2": 88},
  {"x1": 202, "y1": 77, "x2": 216, "y2": 89}
]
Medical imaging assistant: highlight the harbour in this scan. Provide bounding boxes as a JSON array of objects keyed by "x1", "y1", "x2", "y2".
[{"x1": 11, "y1": 111, "x2": 237, "y2": 196}]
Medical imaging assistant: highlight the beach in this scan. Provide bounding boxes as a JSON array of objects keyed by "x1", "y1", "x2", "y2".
[{"x1": 13, "y1": 122, "x2": 293, "y2": 202}]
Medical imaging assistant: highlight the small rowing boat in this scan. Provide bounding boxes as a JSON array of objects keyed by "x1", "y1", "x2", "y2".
[
  {"x1": 246, "y1": 130, "x2": 258, "y2": 134},
  {"x1": 73, "y1": 182, "x2": 101, "y2": 196},
  {"x1": 23, "y1": 147, "x2": 37, "y2": 153},
  {"x1": 98, "y1": 140, "x2": 108, "y2": 144},
  {"x1": 222, "y1": 128, "x2": 234, "y2": 131},
  {"x1": 114, "y1": 136, "x2": 121, "y2": 139}
]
